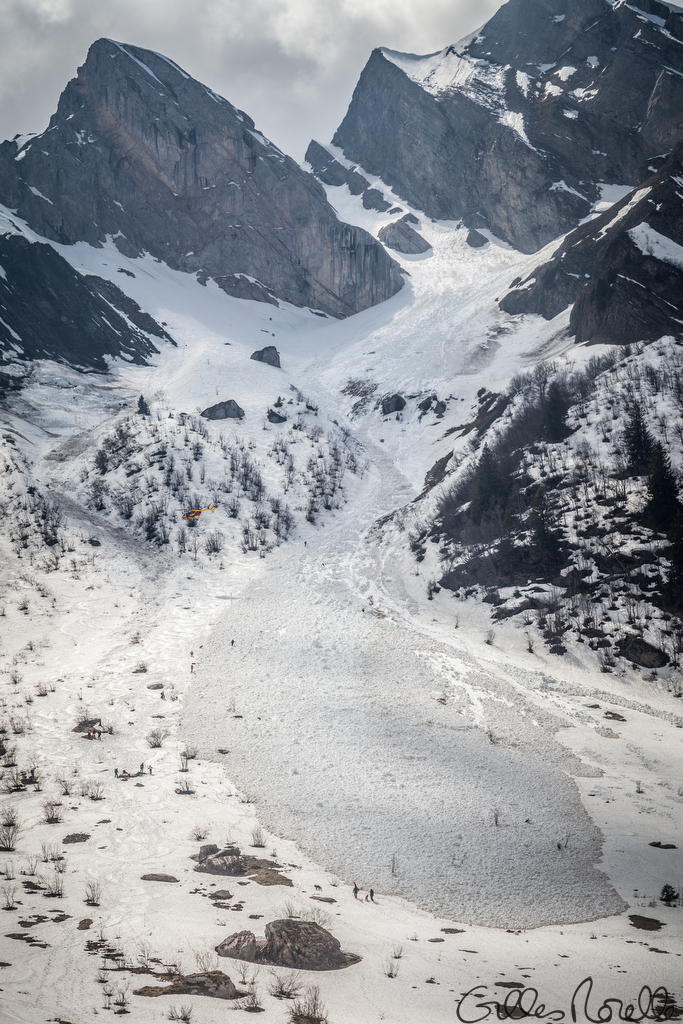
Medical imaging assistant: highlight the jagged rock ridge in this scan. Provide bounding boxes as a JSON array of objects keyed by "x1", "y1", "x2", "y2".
[
  {"x1": 328, "y1": 0, "x2": 683, "y2": 253},
  {"x1": 0, "y1": 39, "x2": 403, "y2": 318},
  {"x1": 0, "y1": 231, "x2": 172, "y2": 371},
  {"x1": 500, "y1": 141, "x2": 683, "y2": 345}
]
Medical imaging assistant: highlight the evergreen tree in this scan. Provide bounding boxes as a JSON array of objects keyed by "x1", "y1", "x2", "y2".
[
  {"x1": 624, "y1": 400, "x2": 653, "y2": 473},
  {"x1": 645, "y1": 441, "x2": 680, "y2": 530},
  {"x1": 660, "y1": 883, "x2": 679, "y2": 906},
  {"x1": 528, "y1": 487, "x2": 562, "y2": 571},
  {"x1": 542, "y1": 380, "x2": 568, "y2": 442},
  {"x1": 469, "y1": 444, "x2": 501, "y2": 525},
  {"x1": 137, "y1": 394, "x2": 150, "y2": 416}
]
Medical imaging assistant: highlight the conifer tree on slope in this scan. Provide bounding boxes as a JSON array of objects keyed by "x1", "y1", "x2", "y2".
[{"x1": 624, "y1": 400, "x2": 653, "y2": 473}]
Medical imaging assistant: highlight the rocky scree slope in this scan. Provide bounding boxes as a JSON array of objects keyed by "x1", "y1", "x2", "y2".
[
  {"x1": 0, "y1": 39, "x2": 402, "y2": 319},
  {"x1": 326, "y1": 0, "x2": 683, "y2": 253},
  {"x1": 501, "y1": 141, "x2": 683, "y2": 345}
]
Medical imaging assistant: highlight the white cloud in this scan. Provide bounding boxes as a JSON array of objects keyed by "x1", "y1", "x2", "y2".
[{"x1": 0, "y1": 0, "x2": 500, "y2": 160}]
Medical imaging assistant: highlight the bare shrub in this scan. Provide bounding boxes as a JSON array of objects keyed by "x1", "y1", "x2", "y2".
[
  {"x1": 168, "y1": 1005, "x2": 194, "y2": 1023},
  {"x1": 2, "y1": 884, "x2": 17, "y2": 909},
  {"x1": 190, "y1": 825, "x2": 209, "y2": 841},
  {"x1": 43, "y1": 873, "x2": 64, "y2": 898},
  {"x1": 42, "y1": 799, "x2": 62, "y2": 824},
  {"x1": 56, "y1": 777, "x2": 72, "y2": 796},
  {"x1": 147, "y1": 727, "x2": 170, "y2": 748},
  {"x1": 193, "y1": 949, "x2": 217, "y2": 973},
  {"x1": 383, "y1": 957, "x2": 400, "y2": 978},
  {"x1": 175, "y1": 778, "x2": 195, "y2": 795},
  {"x1": 0, "y1": 824, "x2": 19, "y2": 851},
  {"x1": 183, "y1": 746, "x2": 198, "y2": 759},
  {"x1": 22, "y1": 855, "x2": 38, "y2": 875},
  {"x1": 133, "y1": 661, "x2": 148, "y2": 674},
  {"x1": 85, "y1": 880, "x2": 102, "y2": 906},
  {"x1": 179, "y1": 753, "x2": 189, "y2": 772},
  {"x1": 251, "y1": 825, "x2": 266, "y2": 848},
  {"x1": 289, "y1": 984, "x2": 328, "y2": 1023},
  {"x1": 269, "y1": 970, "x2": 302, "y2": 1000},
  {"x1": 204, "y1": 531, "x2": 225, "y2": 555},
  {"x1": 484, "y1": 629, "x2": 495, "y2": 645}
]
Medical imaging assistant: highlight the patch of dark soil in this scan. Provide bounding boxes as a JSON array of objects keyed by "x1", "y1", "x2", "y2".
[{"x1": 63, "y1": 833, "x2": 90, "y2": 844}]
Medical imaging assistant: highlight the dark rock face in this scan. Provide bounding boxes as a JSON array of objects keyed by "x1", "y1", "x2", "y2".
[
  {"x1": 500, "y1": 144, "x2": 683, "y2": 345},
  {"x1": 267, "y1": 408, "x2": 287, "y2": 423},
  {"x1": 140, "y1": 873, "x2": 179, "y2": 882},
  {"x1": 362, "y1": 188, "x2": 392, "y2": 213},
  {"x1": 216, "y1": 918, "x2": 350, "y2": 971},
  {"x1": 0, "y1": 233, "x2": 171, "y2": 370},
  {"x1": 201, "y1": 399, "x2": 245, "y2": 420},
  {"x1": 466, "y1": 229, "x2": 489, "y2": 249},
  {"x1": 250, "y1": 345, "x2": 280, "y2": 367},
  {"x1": 305, "y1": 139, "x2": 368, "y2": 195},
  {"x1": 378, "y1": 217, "x2": 431, "y2": 254},
  {"x1": 381, "y1": 394, "x2": 406, "y2": 415},
  {"x1": 135, "y1": 970, "x2": 242, "y2": 1001},
  {"x1": 0, "y1": 39, "x2": 403, "y2": 318},
  {"x1": 331, "y1": 0, "x2": 683, "y2": 252}
]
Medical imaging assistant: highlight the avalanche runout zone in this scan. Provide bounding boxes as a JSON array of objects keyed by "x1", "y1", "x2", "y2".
[{"x1": 183, "y1": 555, "x2": 626, "y2": 929}]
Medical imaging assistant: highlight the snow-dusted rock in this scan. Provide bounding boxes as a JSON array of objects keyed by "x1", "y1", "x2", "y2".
[
  {"x1": 250, "y1": 345, "x2": 281, "y2": 367},
  {"x1": 378, "y1": 217, "x2": 431, "y2": 254}
]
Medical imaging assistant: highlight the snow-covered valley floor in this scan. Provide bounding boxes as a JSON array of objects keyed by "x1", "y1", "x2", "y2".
[{"x1": 0, "y1": 195, "x2": 682, "y2": 1022}]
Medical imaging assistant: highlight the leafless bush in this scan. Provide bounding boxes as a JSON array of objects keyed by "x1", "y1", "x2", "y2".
[
  {"x1": 269, "y1": 970, "x2": 302, "y2": 1000},
  {"x1": 289, "y1": 984, "x2": 328, "y2": 1023},
  {"x1": 484, "y1": 629, "x2": 495, "y2": 645},
  {"x1": 190, "y1": 825, "x2": 209, "y2": 841},
  {"x1": 168, "y1": 1007, "x2": 194, "y2": 1023},
  {"x1": 43, "y1": 873, "x2": 64, "y2": 898},
  {"x1": 2, "y1": 884, "x2": 17, "y2": 909},
  {"x1": 383, "y1": 957, "x2": 400, "y2": 978},
  {"x1": 179, "y1": 753, "x2": 189, "y2": 772},
  {"x1": 3, "y1": 860, "x2": 15, "y2": 879},
  {"x1": 0, "y1": 824, "x2": 19, "y2": 851},
  {"x1": 251, "y1": 825, "x2": 266, "y2": 848},
  {"x1": 204, "y1": 531, "x2": 225, "y2": 555},
  {"x1": 22, "y1": 855, "x2": 38, "y2": 876},
  {"x1": 1, "y1": 768, "x2": 23, "y2": 793},
  {"x1": 113, "y1": 983, "x2": 130, "y2": 1009},
  {"x1": 42, "y1": 799, "x2": 63, "y2": 824},
  {"x1": 147, "y1": 727, "x2": 170, "y2": 748},
  {"x1": 85, "y1": 782, "x2": 105, "y2": 801},
  {"x1": 392, "y1": 944, "x2": 403, "y2": 959},
  {"x1": 183, "y1": 746, "x2": 198, "y2": 759},
  {"x1": 242, "y1": 984, "x2": 263, "y2": 1012},
  {"x1": 133, "y1": 661, "x2": 148, "y2": 674},
  {"x1": 193, "y1": 949, "x2": 218, "y2": 973},
  {"x1": 524, "y1": 630, "x2": 535, "y2": 653},
  {"x1": 85, "y1": 880, "x2": 102, "y2": 905},
  {"x1": 0, "y1": 805, "x2": 18, "y2": 828},
  {"x1": 56, "y1": 777, "x2": 72, "y2": 795},
  {"x1": 175, "y1": 778, "x2": 195, "y2": 795},
  {"x1": 283, "y1": 900, "x2": 299, "y2": 918}
]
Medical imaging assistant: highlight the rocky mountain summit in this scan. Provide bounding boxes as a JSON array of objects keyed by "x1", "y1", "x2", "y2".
[
  {"x1": 0, "y1": 39, "x2": 402, "y2": 319},
  {"x1": 327, "y1": 0, "x2": 683, "y2": 252}
]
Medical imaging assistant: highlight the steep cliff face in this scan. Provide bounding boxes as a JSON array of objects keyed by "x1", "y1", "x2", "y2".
[
  {"x1": 500, "y1": 142, "x2": 683, "y2": 345},
  {"x1": 0, "y1": 39, "x2": 402, "y2": 318},
  {"x1": 0, "y1": 232, "x2": 172, "y2": 371},
  {"x1": 330, "y1": 0, "x2": 683, "y2": 253}
]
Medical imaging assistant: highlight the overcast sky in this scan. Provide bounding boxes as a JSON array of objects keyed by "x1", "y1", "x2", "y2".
[{"x1": 0, "y1": 0, "x2": 501, "y2": 162}]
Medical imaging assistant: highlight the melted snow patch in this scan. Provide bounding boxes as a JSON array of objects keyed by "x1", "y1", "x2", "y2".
[{"x1": 629, "y1": 222, "x2": 683, "y2": 269}]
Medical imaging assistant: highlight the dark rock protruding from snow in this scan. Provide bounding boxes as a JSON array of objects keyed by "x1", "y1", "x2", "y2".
[
  {"x1": 466, "y1": 229, "x2": 489, "y2": 249},
  {"x1": 331, "y1": 0, "x2": 683, "y2": 253},
  {"x1": 305, "y1": 140, "x2": 369, "y2": 195},
  {"x1": 267, "y1": 408, "x2": 287, "y2": 423},
  {"x1": 379, "y1": 217, "x2": 431, "y2": 254},
  {"x1": 381, "y1": 394, "x2": 406, "y2": 415},
  {"x1": 500, "y1": 143, "x2": 683, "y2": 345},
  {"x1": 134, "y1": 971, "x2": 243, "y2": 1001},
  {"x1": 0, "y1": 234, "x2": 171, "y2": 371},
  {"x1": 251, "y1": 345, "x2": 281, "y2": 367},
  {"x1": 201, "y1": 400, "x2": 245, "y2": 420},
  {"x1": 216, "y1": 918, "x2": 351, "y2": 971},
  {"x1": 0, "y1": 40, "x2": 403, "y2": 318},
  {"x1": 362, "y1": 188, "x2": 392, "y2": 213}
]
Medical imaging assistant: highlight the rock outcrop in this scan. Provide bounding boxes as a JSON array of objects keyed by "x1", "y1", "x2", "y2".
[
  {"x1": 500, "y1": 143, "x2": 683, "y2": 345},
  {"x1": 201, "y1": 400, "x2": 245, "y2": 420},
  {"x1": 135, "y1": 971, "x2": 243, "y2": 1000},
  {"x1": 215, "y1": 918, "x2": 352, "y2": 971},
  {"x1": 0, "y1": 39, "x2": 403, "y2": 319},
  {"x1": 329, "y1": 0, "x2": 683, "y2": 252},
  {"x1": 250, "y1": 345, "x2": 281, "y2": 367},
  {"x1": 0, "y1": 232, "x2": 172, "y2": 370},
  {"x1": 378, "y1": 217, "x2": 431, "y2": 254}
]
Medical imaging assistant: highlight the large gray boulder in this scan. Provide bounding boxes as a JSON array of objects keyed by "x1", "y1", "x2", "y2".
[
  {"x1": 329, "y1": 0, "x2": 683, "y2": 253},
  {"x1": 0, "y1": 40, "x2": 403, "y2": 318},
  {"x1": 201, "y1": 400, "x2": 245, "y2": 420},
  {"x1": 379, "y1": 217, "x2": 431, "y2": 254},
  {"x1": 251, "y1": 345, "x2": 281, "y2": 368},
  {"x1": 215, "y1": 918, "x2": 349, "y2": 971}
]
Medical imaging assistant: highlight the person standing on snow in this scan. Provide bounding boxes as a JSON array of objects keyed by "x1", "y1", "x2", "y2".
[
  {"x1": 370, "y1": 889, "x2": 375, "y2": 903},
  {"x1": 114, "y1": 768, "x2": 119, "y2": 778},
  {"x1": 353, "y1": 883, "x2": 359, "y2": 899}
]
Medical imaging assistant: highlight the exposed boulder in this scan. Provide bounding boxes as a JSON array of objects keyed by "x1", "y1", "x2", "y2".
[
  {"x1": 140, "y1": 873, "x2": 179, "y2": 883},
  {"x1": 215, "y1": 918, "x2": 353, "y2": 971},
  {"x1": 466, "y1": 229, "x2": 489, "y2": 248},
  {"x1": 0, "y1": 39, "x2": 403, "y2": 318},
  {"x1": 135, "y1": 970, "x2": 243, "y2": 1000},
  {"x1": 201, "y1": 400, "x2": 245, "y2": 420},
  {"x1": 381, "y1": 394, "x2": 406, "y2": 415},
  {"x1": 267, "y1": 409, "x2": 287, "y2": 423},
  {"x1": 251, "y1": 345, "x2": 281, "y2": 368},
  {"x1": 215, "y1": 930, "x2": 259, "y2": 962},
  {"x1": 379, "y1": 217, "x2": 431, "y2": 254},
  {"x1": 305, "y1": 140, "x2": 369, "y2": 195},
  {"x1": 194, "y1": 847, "x2": 292, "y2": 886},
  {"x1": 362, "y1": 188, "x2": 392, "y2": 213}
]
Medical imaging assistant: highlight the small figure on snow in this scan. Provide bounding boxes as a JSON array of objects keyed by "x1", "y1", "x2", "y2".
[
  {"x1": 353, "y1": 883, "x2": 359, "y2": 899},
  {"x1": 140, "y1": 762, "x2": 144, "y2": 774},
  {"x1": 231, "y1": 639, "x2": 235, "y2": 647},
  {"x1": 370, "y1": 889, "x2": 375, "y2": 903},
  {"x1": 148, "y1": 765, "x2": 153, "y2": 775},
  {"x1": 160, "y1": 691, "x2": 165, "y2": 700},
  {"x1": 114, "y1": 768, "x2": 119, "y2": 778}
]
